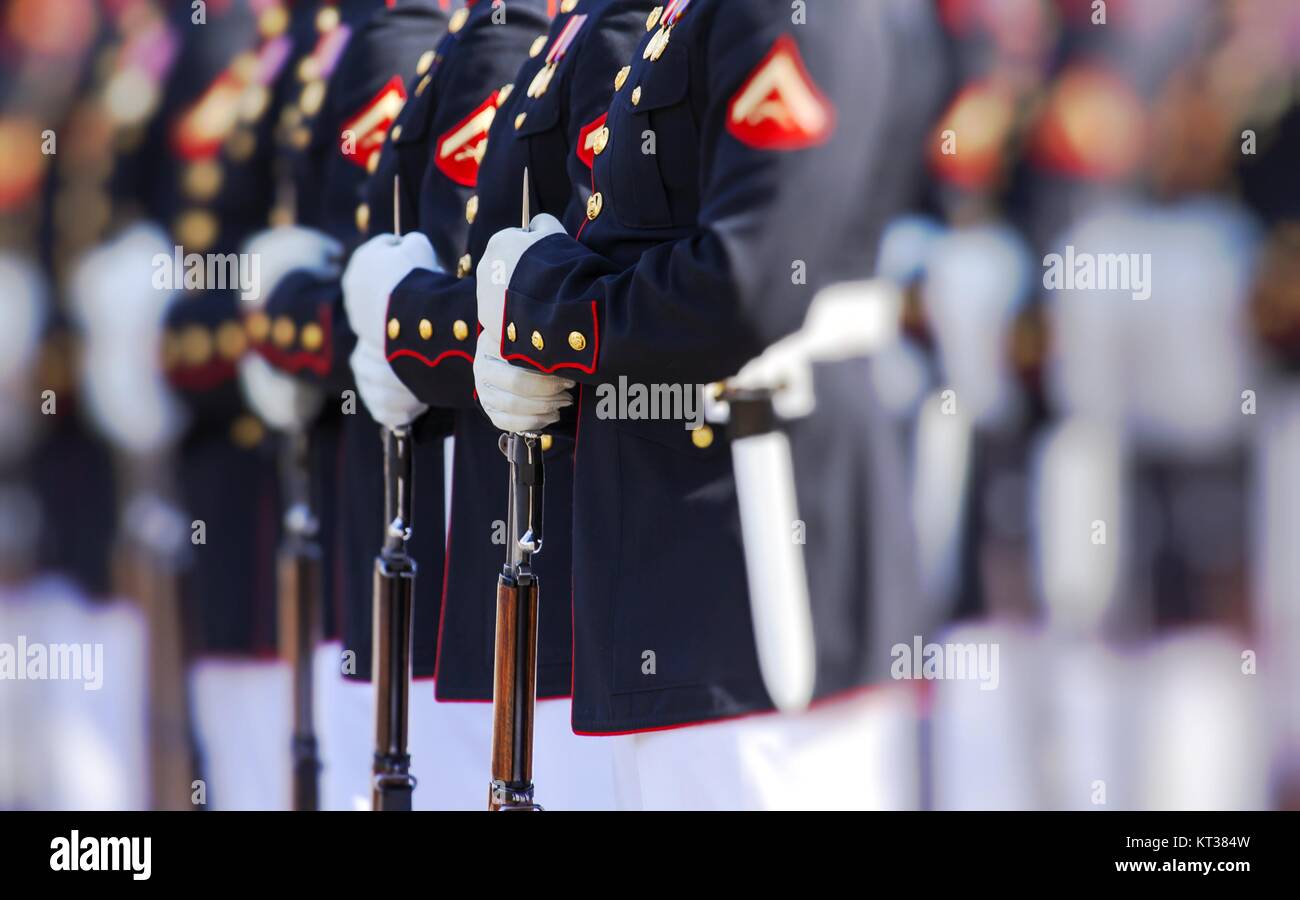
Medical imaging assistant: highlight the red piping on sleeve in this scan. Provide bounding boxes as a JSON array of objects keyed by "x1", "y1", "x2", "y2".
[{"x1": 386, "y1": 347, "x2": 473, "y2": 368}]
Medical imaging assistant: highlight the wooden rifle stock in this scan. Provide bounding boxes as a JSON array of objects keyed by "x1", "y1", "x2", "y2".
[{"x1": 489, "y1": 433, "x2": 544, "y2": 811}]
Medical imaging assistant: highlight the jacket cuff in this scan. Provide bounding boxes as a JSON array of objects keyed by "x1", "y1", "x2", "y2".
[
  {"x1": 247, "y1": 269, "x2": 341, "y2": 384},
  {"x1": 499, "y1": 291, "x2": 599, "y2": 375},
  {"x1": 384, "y1": 268, "x2": 478, "y2": 408}
]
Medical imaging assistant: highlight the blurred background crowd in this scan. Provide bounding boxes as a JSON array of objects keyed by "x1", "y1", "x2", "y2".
[{"x1": 0, "y1": 0, "x2": 1297, "y2": 810}]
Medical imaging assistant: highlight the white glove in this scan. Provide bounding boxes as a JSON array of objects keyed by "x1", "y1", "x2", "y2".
[
  {"x1": 240, "y1": 225, "x2": 342, "y2": 311},
  {"x1": 69, "y1": 223, "x2": 183, "y2": 454},
  {"x1": 475, "y1": 213, "x2": 566, "y2": 348},
  {"x1": 473, "y1": 332, "x2": 573, "y2": 434},
  {"x1": 342, "y1": 231, "x2": 438, "y2": 349},
  {"x1": 0, "y1": 251, "x2": 45, "y2": 384},
  {"x1": 238, "y1": 355, "x2": 324, "y2": 432},
  {"x1": 349, "y1": 342, "x2": 427, "y2": 430}
]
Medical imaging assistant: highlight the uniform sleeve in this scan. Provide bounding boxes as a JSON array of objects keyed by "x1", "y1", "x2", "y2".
[
  {"x1": 500, "y1": 4, "x2": 893, "y2": 386},
  {"x1": 384, "y1": 268, "x2": 479, "y2": 408},
  {"x1": 248, "y1": 270, "x2": 357, "y2": 396}
]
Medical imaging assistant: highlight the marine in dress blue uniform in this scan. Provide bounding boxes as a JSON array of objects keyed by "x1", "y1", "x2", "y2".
[
  {"x1": 476, "y1": 0, "x2": 925, "y2": 753},
  {"x1": 381, "y1": 0, "x2": 652, "y2": 707}
]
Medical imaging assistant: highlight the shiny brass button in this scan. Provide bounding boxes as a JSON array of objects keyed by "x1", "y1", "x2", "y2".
[
  {"x1": 568, "y1": 331, "x2": 587, "y2": 351},
  {"x1": 614, "y1": 66, "x2": 630, "y2": 92},
  {"x1": 217, "y1": 321, "x2": 247, "y2": 359},
  {"x1": 647, "y1": 6, "x2": 662, "y2": 30},
  {"x1": 387, "y1": 318, "x2": 401, "y2": 341},
  {"x1": 258, "y1": 6, "x2": 288, "y2": 37},
  {"x1": 184, "y1": 160, "x2": 222, "y2": 200},
  {"x1": 691, "y1": 425, "x2": 715, "y2": 450},
  {"x1": 465, "y1": 194, "x2": 479, "y2": 224},
  {"x1": 448, "y1": 7, "x2": 469, "y2": 33},
  {"x1": 273, "y1": 316, "x2": 296, "y2": 348},
  {"x1": 301, "y1": 322, "x2": 324, "y2": 351},
  {"x1": 316, "y1": 6, "x2": 340, "y2": 33},
  {"x1": 531, "y1": 330, "x2": 544, "y2": 350},
  {"x1": 180, "y1": 325, "x2": 213, "y2": 365},
  {"x1": 299, "y1": 79, "x2": 326, "y2": 116},
  {"x1": 355, "y1": 202, "x2": 370, "y2": 233},
  {"x1": 457, "y1": 253, "x2": 473, "y2": 279},
  {"x1": 586, "y1": 191, "x2": 603, "y2": 221},
  {"x1": 529, "y1": 35, "x2": 548, "y2": 58},
  {"x1": 560, "y1": 0, "x2": 578, "y2": 12},
  {"x1": 507, "y1": 322, "x2": 517, "y2": 343},
  {"x1": 175, "y1": 209, "x2": 217, "y2": 251},
  {"x1": 418, "y1": 319, "x2": 433, "y2": 340},
  {"x1": 540, "y1": 434, "x2": 553, "y2": 452},
  {"x1": 515, "y1": 112, "x2": 527, "y2": 130},
  {"x1": 631, "y1": 85, "x2": 642, "y2": 106},
  {"x1": 592, "y1": 126, "x2": 609, "y2": 156},
  {"x1": 416, "y1": 49, "x2": 436, "y2": 75},
  {"x1": 366, "y1": 152, "x2": 380, "y2": 174},
  {"x1": 231, "y1": 414, "x2": 265, "y2": 449},
  {"x1": 390, "y1": 124, "x2": 402, "y2": 141},
  {"x1": 246, "y1": 312, "x2": 270, "y2": 342},
  {"x1": 453, "y1": 319, "x2": 470, "y2": 341}
]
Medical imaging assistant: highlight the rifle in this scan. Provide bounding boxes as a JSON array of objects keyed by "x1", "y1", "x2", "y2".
[
  {"x1": 489, "y1": 431, "x2": 544, "y2": 811},
  {"x1": 488, "y1": 169, "x2": 545, "y2": 811},
  {"x1": 277, "y1": 430, "x2": 322, "y2": 810},
  {"x1": 371, "y1": 423, "x2": 417, "y2": 810},
  {"x1": 112, "y1": 455, "x2": 198, "y2": 810}
]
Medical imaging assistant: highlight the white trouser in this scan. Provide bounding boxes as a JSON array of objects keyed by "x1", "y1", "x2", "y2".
[
  {"x1": 610, "y1": 684, "x2": 921, "y2": 810},
  {"x1": 189, "y1": 657, "x2": 292, "y2": 810}
]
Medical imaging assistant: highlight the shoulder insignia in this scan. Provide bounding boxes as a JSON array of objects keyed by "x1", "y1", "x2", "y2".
[
  {"x1": 340, "y1": 75, "x2": 408, "y2": 170},
  {"x1": 435, "y1": 90, "x2": 504, "y2": 186},
  {"x1": 726, "y1": 34, "x2": 834, "y2": 151},
  {"x1": 576, "y1": 112, "x2": 608, "y2": 169}
]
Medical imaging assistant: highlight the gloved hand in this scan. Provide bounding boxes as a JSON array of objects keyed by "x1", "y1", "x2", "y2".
[
  {"x1": 69, "y1": 223, "x2": 183, "y2": 454},
  {"x1": 341, "y1": 231, "x2": 439, "y2": 430},
  {"x1": 342, "y1": 231, "x2": 438, "y2": 348},
  {"x1": 349, "y1": 343, "x2": 427, "y2": 429},
  {"x1": 238, "y1": 355, "x2": 324, "y2": 432},
  {"x1": 473, "y1": 332, "x2": 574, "y2": 434},
  {"x1": 475, "y1": 213, "x2": 565, "y2": 348},
  {"x1": 473, "y1": 214, "x2": 572, "y2": 433},
  {"x1": 241, "y1": 225, "x2": 341, "y2": 311}
]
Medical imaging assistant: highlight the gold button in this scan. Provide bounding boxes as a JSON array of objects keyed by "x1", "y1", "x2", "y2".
[
  {"x1": 568, "y1": 331, "x2": 587, "y2": 351},
  {"x1": 531, "y1": 330, "x2": 545, "y2": 350},
  {"x1": 355, "y1": 202, "x2": 370, "y2": 233},
  {"x1": 614, "y1": 66, "x2": 630, "y2": 91},
  {"x1": 297, "y1": 57, "x2": 318, "y2": 82},
  {"x1": 316, "y1": 5, "x2": 340, "y2": 33},
  {"x1": 416, "y1": 49, "x2": 436, "y2": 75},
  {"x1": 457, "y1": 253, "x2": 473, "y2": 279},
  {"x1": 540, "y1": 434, "x2": 553, "y2": 452},
  {"x1": 465, "y1": 194, "x2": 479, "y2": 223},
  {"x1": 497, "y1": 83, "x2": 514, "y2": 104},
  {"x1": 529, "y1": 35, "x2": 548, "y2": 58},
  {"x1": 299, "y1": 79, "x2": 326, "y2": 116},
  {"x1": 506, "y1": 322, "x2": 517, "y2": 342},
  {"x1": 593, "y1": 126, "x2": 609, "y2": 156},
  {"x1": 258, "y1": 6, "x2": 288, "y2": 37},
  {"x1": 180, "y1": 325, "x2": 213, "y2": 365},
  {"x1": 586, "y1": 191, "x2": 603, "y2": 221},
  {"x1": 449, "y1": 7, "x2": 469, "y2": 33},
  {"x1": 227, "y1": 127, "x2": 256, "y2": 161},
  {"x1": 366, "y1": 151, "x2": 380, "y2": 174},
  {"x1": 387, "y1": 318, "x2": 401, "y2": 341},
  {"x1": 239, "y1": 84, "x2": 270, "y2": 122},
  {"x1": 272, "y1": 316, "x2": 296, "y2": 348},
  {"x1": 415, "y1": 73, "x2": 432, "y2": 97},
  {"x1": 631, "y1": 85, "x2": 641, "y2": 106},
  {"x1": 560, "y1": 0, "x2": 578, "y2": 11},
  {"x1": 515, "y1": 112, "x2": 527, "y2": 130},
  {"x1": 647, "y1": 6, "x2": 662, "y2": 30},
  {"x1": 301, "y1": 322, "x2": 324, "y2": 351},
  {"x1": 217, "y1": 321, "x2": 247, "y2": 359},
  {"x1": 453, "y1": 319, "x2": 470, "y2": 341},
  {"x1": 246, "y1": 312, "x2": 270, "y2": 342},
  {"x1": 175, "y1": 209, "x2": 218, "y2": 251},
  {"x1": 290, "y1": 125, "x2": 311, "y2": 149},
  {"x1": 418, "y1": 319, "x2": 433, "y2": 340},
  {"x1": 231, "y1": 414, "x2": 265, "y2": 449},
  {"x1": 691, "y1": 425, "x2": 715, "y2": 450},
  {"x1": 391, "y1": 124, "x2": 402, "y2": 141},
  {"x1": 184, "y1": 160, "x2": 222, "y2": 200}
]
